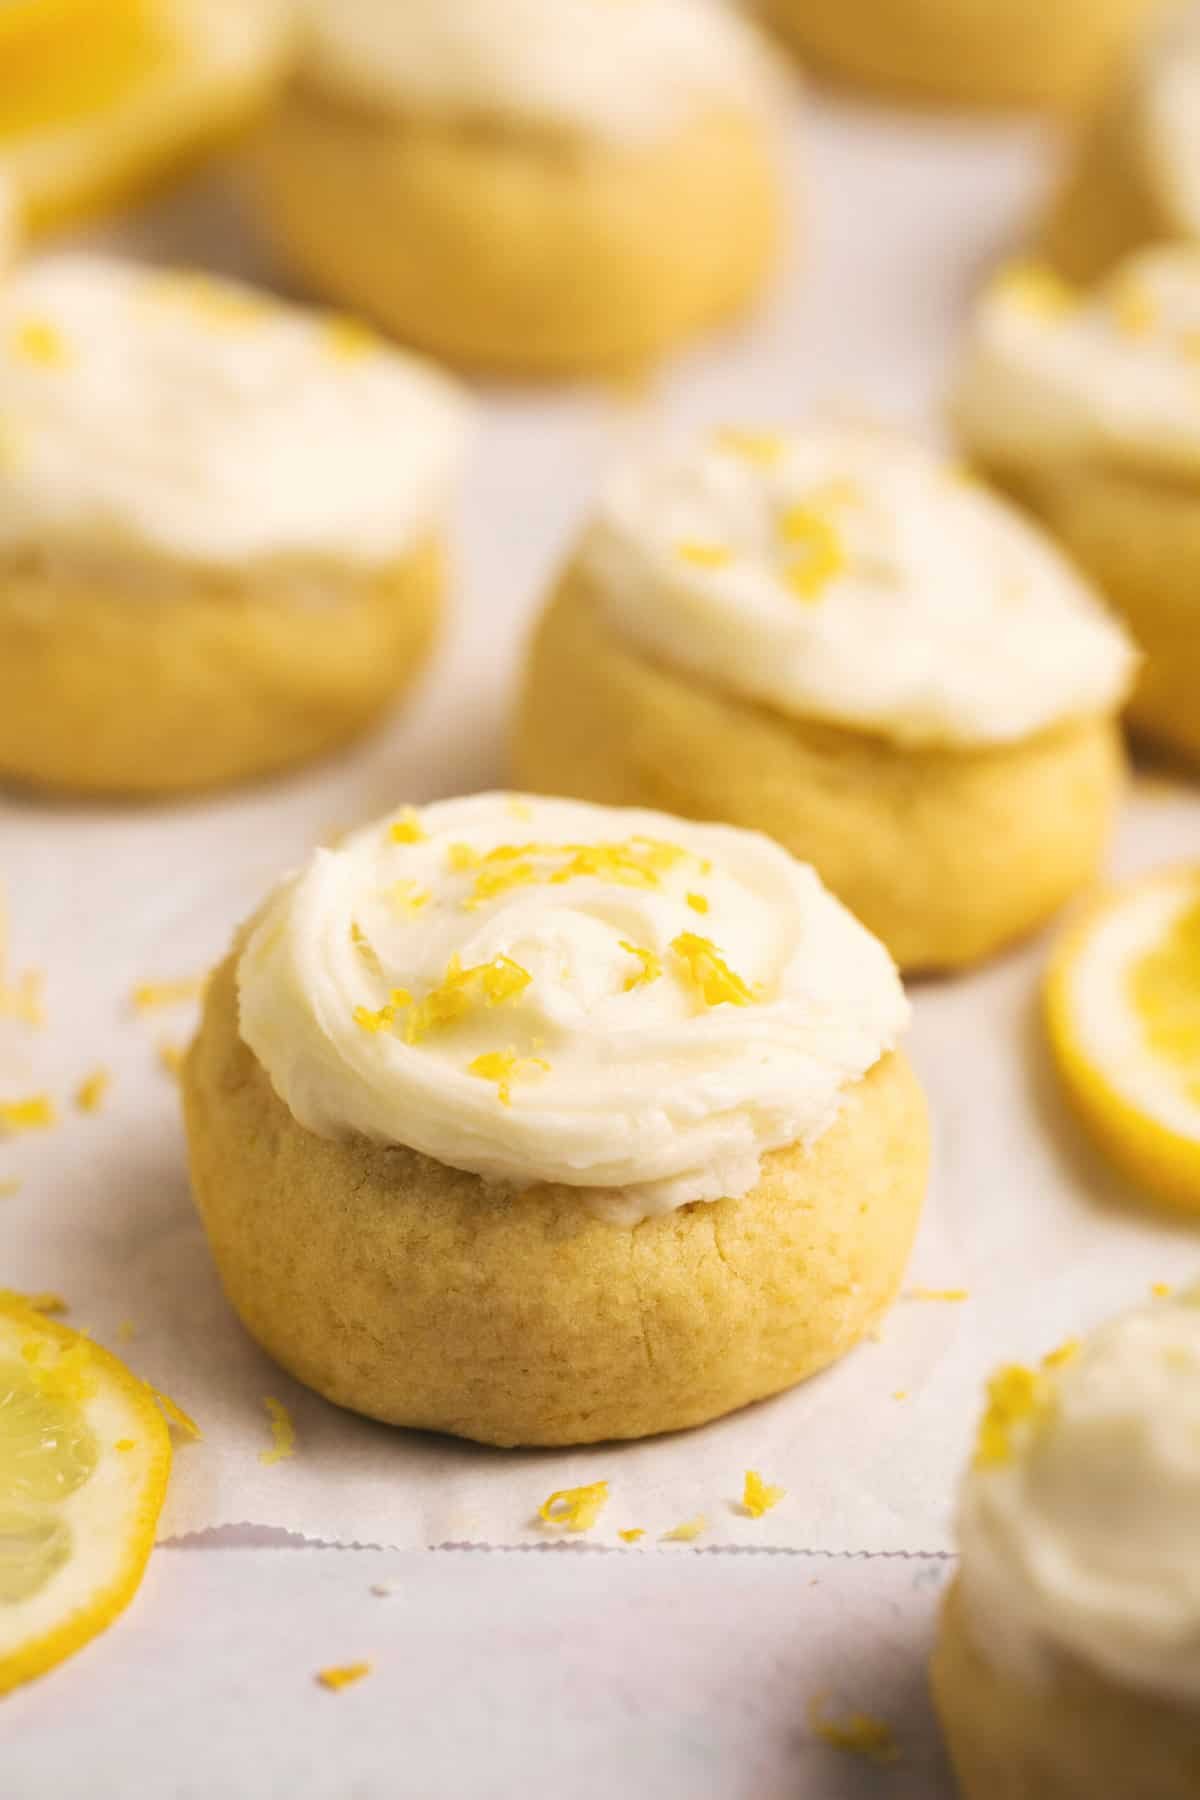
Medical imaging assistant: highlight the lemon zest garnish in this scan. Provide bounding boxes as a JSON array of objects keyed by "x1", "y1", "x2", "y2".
[
  {"x1": 741, "y1": 1470, "x2": 786, "y2": 1519},
  {"x1": 1152, "y1": 1282, "x2": 1174, "y2": 1298},
  {"x1": 11, "y1": 318, "x2": 70, "y2": 367},
  {"x1": 353, "y1": 991, "x2": 412, "y2": 1035},
  {"x1": 384, "y1": 880, "x2": 430, "y2": 918},
  {"x1": 132, "y1": 976, "x2": 205, "y2": 1012},
  {"x1": 0, "y1": 1095, "x2": 55, "y2": 1134},
  {"x1": 670, "y1": 933, "x2": 755, "y2": 1008},
  {"x1": 350, "y1": 921, "x2": 382, "y2": 976},
  {"x1": 808, "y1": 1696, "x2": 900, "y2": 1766},
  {"x1": 618, "y1": 1529, "x2": 645, "y2": 1544},
  {"x1": 686, "y1": 892, "x2": 709, "y2": 915},
  {"x1": 619, "y1": 941, "x2": 662, "y2": 992},
  {"x1": 74, "y1": 1068, "x2": 110, "y2": 1114},
  {"x1": 779, "y1": 505, "x2": 846, "y2": 602},
  {"x1": 317, "y1": 1662, "x2": 372, "y2": 1691},
  {"x1": 405, "y1": 956, "x2": 531, "y2": 1044},
  {"x1": 661, "y1": 1516, "x2": 707, "y2": 1543},
  {"x1": 506, "y1": 798, "x2": 534, "y2": 821},
  {"x1": 892, "y1": 1390, "x2": 908, "y2": 1401},
  {"x1": 676, "y1": 541, "x2": 732, "y2": 570},
  {"x1": 713, "y1": 427, "x2": 784, "y2": 466},
  {"x1": 907, "y1": 1287, "x2": 969, "y2": 1303},
  {"x1": 538, "y1": 1481, "x2": 610, "y2": 1533},
  {"x1": 447, "y1": 842, "x2": 481, "y2": 873},
  {"x1": 996, "y1": 262, "x2": 1076, "y2": 319},
  {"x1": 151, "y1": 1387, "x2": 201, "y2": 1440},
  {"x1": 974, "y1": 1363, "x2": 1054, "y2": 1469},
  {"x1": 1041, "y1": 1337, "x2": 1080, "y2": 1370},
  {"x1": 388, "y1": 808, "x2": 427, "y2": 845},
  {"x1": 260, "y1": 1396, "x2": 296, "y2": 1467},
  {"x1": 0, "y1": 886, "x2": 45, "y2": 1028},
  {"x1": 468, "y1": 1049, "x2": 549, "y2": 1106},
  {"x1": 157, "y1": 1042, "x2": 184, "y2": 1080},
  {"x1": 323, "y1": 315, "x2": 379, "y2": 361}
]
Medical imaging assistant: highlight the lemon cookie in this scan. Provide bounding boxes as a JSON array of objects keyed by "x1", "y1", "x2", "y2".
[
  {"x1": 955, "y1": 247, "x2": 1200, "y2": 767},
  {"x1": 759, "y1": 0, "x2": 1158, "y2": 111},
  {"x1": 513, "y1": 427, "x2": 1134, "y2": 972},
  {"x1": 182, "y1": 793, "x2": 928, "y2": 1447},
  {"x1": 932, "y1": 1289, "x2": 1200, "y2": 1799},
  {"x1": 249, "y1": 0, "x2": 784, "y2": 377},
  {"x1": 0, "y1": 0, "x2": 293, "y2": 233},
  {"x1": 0, "y1": 256, "x2": 469, "y2": 797},
  {"x1": 1044, "y1": 2, "x2": 1200, "y2": 281}
]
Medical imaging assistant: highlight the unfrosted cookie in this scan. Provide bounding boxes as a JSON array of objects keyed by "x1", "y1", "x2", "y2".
[
  {"x1": 0, "y1": 256, "x2": 469, "y2": 796},
  {"x1": 514, "y1": 426, "x2": 1134, "y2": 971},
  {"x1": 249, "y1": 0, "x2": 785, "y2": 376},
  {"x1": 183, "y1": 793, "x2": 928, "y2": 1447}
]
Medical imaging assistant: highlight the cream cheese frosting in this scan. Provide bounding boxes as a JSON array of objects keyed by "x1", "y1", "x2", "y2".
[
  {"x1": 957, "y1": 1288, "x2": 1200, "y2": 1705},
  {"x1": 954, "y1": 248, "x2": 1200, "y2": 482},
  {"x1": 578, "y1": 426, "x2": 1135, "y2": 749},
  {"x1": 236, "y1": 793, "x2": 910, "y2": 1225},
  {"x1": 0, "y1": 255, "x2": 469, "y2": 570},
  {"x1": 300, "y1": 0, "x2": 780, "y2": 147}
]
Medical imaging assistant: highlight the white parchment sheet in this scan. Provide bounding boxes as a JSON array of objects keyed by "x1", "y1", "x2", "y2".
[{"x1": 4, "y1": 98, "x2": 1198, "y2": 1552}]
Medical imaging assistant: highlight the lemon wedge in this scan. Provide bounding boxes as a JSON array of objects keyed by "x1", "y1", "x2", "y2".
[
  {"x1": 1046, "y1": 865, "x2": 1200, "y2": 1213},
  {"x1": 0, "y1": 0, "x2": 293, "y2": 234},
  {"x1": 0, "y1": 1292, "x2": 171, "y2": 1694}
]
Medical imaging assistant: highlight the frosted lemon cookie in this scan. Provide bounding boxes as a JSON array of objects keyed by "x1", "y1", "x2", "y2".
[
  {"x1": 0, "y1": 256, "x2": 469, "y2": 797},
  {"x1": 513, "y1": 427, "x2": 1135, "y2": 972},
  {"x1": 249, "y1": 0, "x2": 784, "y2": 376},
  {"x1": 1044, "y1": 1, "x2": 1200, "y2": 281},
  {"x1": 955, "y1": 247, "x2": 1200, "y2": 767},
  {"x1": 759, "y1": 0, "x2": 1158, "y2": 111},
  {"x1": 0, "y1": 0, "x2": 293, "y2": 233},
  {"x1": 932, "y1": 1289, "x2": 1200, "y2": 1799},
  {"x1": 182, "y1": 793, "x2": 928, "y2": 1447}
]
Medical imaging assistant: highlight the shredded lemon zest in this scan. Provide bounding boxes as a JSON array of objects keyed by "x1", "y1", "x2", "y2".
[
  {"x1": 389, "y1": 808, "x2": 427, "y2": 845},
  {"x1": 260, "y1": 1396, "x2": 296, "y2": 1466},
  {"x1": 317, "y1": 1662, "x2": 371, "y2": 1691},
  {"x1": 742, "y1": 1470, "x2": 785, "y2": 1519},
  {"x1": 538, "y1": 1481, "x2": 610, "y2": 1533},
  {"x1": 468, "y1": 1049, "x2": 549, "y2": 1106},
  {"x1": 685, "y1": 892, "x2": 709, "y2": 915},
  {"x1": 779, "y1": 504, "x2": 846, "y2": 601},
  {"x1": 506, "y1": 798, "x2": 534, "y2": 821},
  {"x1": 384, "y1": 880, "x2": 430, "y2": 917},
  {"x1": 892, "y1": 1390, "x2": 908, "y2": 1401},
  {"x1": 350, "y1": 921, "x2": 382, "y2": 975},
  {"x1": 974, "y1": 1363, "x2": 1054, "y2": 1468},
  {"x1": 808, "y1": 1696, "x2": 900, "y2": 1766},
  {"x1": 713, "y1": 426, "x2": 784, "y2": 466},
  {"x1": 151, "y1": 1387, "x2": 201, "y2": 1440},
  {"x1": 132, "y1": 976, "x2": 206, "y2": 1012},
  {"x1": 1041, "y1": 1337, "x2": 1080, "y2": 1370},
  {"x1": 670, "y1": 933, "x2": 756, "y2": 1008},
  {"x1": 0, "y1": 886, "x2": 45, "y2": 1027},
  {"x1": 619, "y1": 941, "x2": 662, "y2": 992},
  {"x1": 1152, "y1": 1282, "x2": 1174, "y2": 1298},
  {"x1": 447, "y1": 842, "x2": 481, "y2": 873},
  {"x1": 907, "y1": 1287, "x2": 969, "y2": 1303},
  {"x1": 74, "y1": 1068, "x2": 110, "y2": 1114},
  {"x1": 676, "y1": 541, "x2": 732, "y2": 570},
  {"x1": 0, "y1": 1095, "x2": 55, "y2": 1134},
  {"x1": 405, "y1": 956, "x2": 531, "y2": 1044},
  {"x1": 353, "y1": 990, "x2": 412, "y2": 1035},
  {"x1": 11, "y1": 317, "x2": 70, "y2": 367},
  {"x1": 661, "y1": 1516, "x2": 707, "y2": 1543},
  {"x1": 618, "y1": 1528, "x2": 645, "y2": 1544},
  {"x1": 157, "y1": 1042, "x2": 185, "y2": 1080}
]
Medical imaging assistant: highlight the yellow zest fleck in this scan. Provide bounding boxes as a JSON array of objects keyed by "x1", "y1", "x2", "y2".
[
  {"x1": 974, "y1": 1363, "x2": 1054, "y2": 1469},
  {"x1": 384, "y1": 880, "x2": 430, "y2": 918},
  {"x1": 506, "y1": 798, "x2": 534, "y2": 821},
  {"x1": 1041, "y1": 1337, "x2": 1080, "y2": 1370},
  {"x1": 157, "y1": 1042, "x2": 185, "y2": 1080},
  {"x1": 353, "y1": 990, "x2": 412, "y2": 1035},
  {"x1": 996, "y1": 262, "x2": 1076, "y2": 320},
  {"x1": 11, "y1": 318, "x2": 70, "y2": 367},
  {"x1": 317, "y1": 1662, "x2": 372, "y2": 1692},
  {"x1": 1152, "y1": 1282, "x2": 1174, "y2": 1299},
  {"x1": 907, "y1": 1287, "x2": 969, "y2": 1303},
  {"x1": 0, "y1": 1095, "x2": 55, "y2": 1134},
  {"x1": 741, "y1": 1470, "x2": 786, "y2": 1519},
  {"x1": 0, "y1": 885, "x2": 44, "y2": 1027},
  {"x1": 117, "y1": 1319, "x2": 136, "y2": 1344},
  {"x1": 1111, "y1": 276, "x2": 1157, "y2": 339},
  {"x1": 132, "y1": 976, "x2": 206, "y2": 1012},
  {"x1": 405, "y1": 955, "x2": 531, "y2": 1044},
  {"x1": 538, "y1": 1481, "x2": 610, "y2": 1533},
  {"x1": 779, "y1": 505, "x2": 846, "y2": 602},
  {"x1": 350, "y1": 921, "x2": 382, "y2": 975},
  {"x1": 74, "y1": 1068, "x2": 110, "y2": 1114},
  {"x1": 323, "y1": 315, "x2": 379, "y2": 361},
  {"x1": 389, "y1": 808, "x2": 427, "y2": 845},
  {"x1": 260, "y1": 1396, "x2": 296, "y2": 1467},
  {"x1": 146, "y1": 273, "x2": 272, "y2": 331},
  {"x1": 447, "y1": 842, "x2": 481, "y2": 873},
  {"x1": 808, "y1": 1696, "x2": 900, "y2": 1766},
  {"x1": 152, "y1": 1387, "x2": 202, "y2": 1440},
  {"x1": 115, "y1": 1438, "x2": 136, "y2": 1454},
  {"x1": 1129, "y1": 895, "x2": 1200, "y2": 1102},
  {"x1": 670, "y1": 933, "x2": 755, "y2": 1009},
  {"x1": 713, "y1": 426, "x2": 785, "y2": 466},
  {"x1": 892, "y1": 1390, "x2": 908, "y2": 1401},
  {"x1": 661, "y1": 1516, "x2": 707, "y2": 1543},
  {"x1": 686, "y1": 892, "x2": 709, "y2": 915},
  {"x1": 619, "y1": 941, "x2": 662, "y2": 992},
  {"x1": 24, "y1": 1292, "x2": 67, "y2": 1315},
  {"x1": 676, "y1": 541, "x2": 732, "y2": 570},
  {"x1": 468, "y1": 1049, "x2": 549, "y2": 1107},
  {"x1": 618, "y1": 1529, "x2": 645, "y2": 1544}
]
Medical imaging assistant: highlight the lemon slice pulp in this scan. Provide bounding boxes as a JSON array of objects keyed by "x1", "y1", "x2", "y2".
[
  {"x1": 1046, "y1": 865, "x2": 1200, "y2": 1212},
  {"x1": 0, "y1": 0, "x2": 292, "y2": 233},
  {"x1": 0, "y1": 1294, "x2": 171, "y2": 1693}
]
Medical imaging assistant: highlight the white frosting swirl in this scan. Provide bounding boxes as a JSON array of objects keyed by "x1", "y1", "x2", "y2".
[
  {"x1": 237, "y1": 793, "x2": 909, "y2": 1224},
  {"x1": 0, "y1": 255, "x2": 469, "y2": 570},
  {"x1": 300, "y1": 0, "x2": 780, "y2": 146},
  {"x1": 579, "y1": 427, "x2": 1135, "y2": 749},
  {"x1": 955, "y1": 248, "x2": 1200, "y2": 481},
  {"x1": 957, "y1": 1289, "x2": 1200, "y2": 1705}
]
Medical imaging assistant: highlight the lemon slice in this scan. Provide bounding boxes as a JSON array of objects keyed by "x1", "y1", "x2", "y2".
[
  {"x1": 0, "y1": 0, "x2": 293, "y2": 234},
  {"x1": 0, "y1": 1293, "x2": 171, "y2": 1694},
  {"x1": 1046, "y1": 865, "x2": 1200, "y2": 1213}
]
